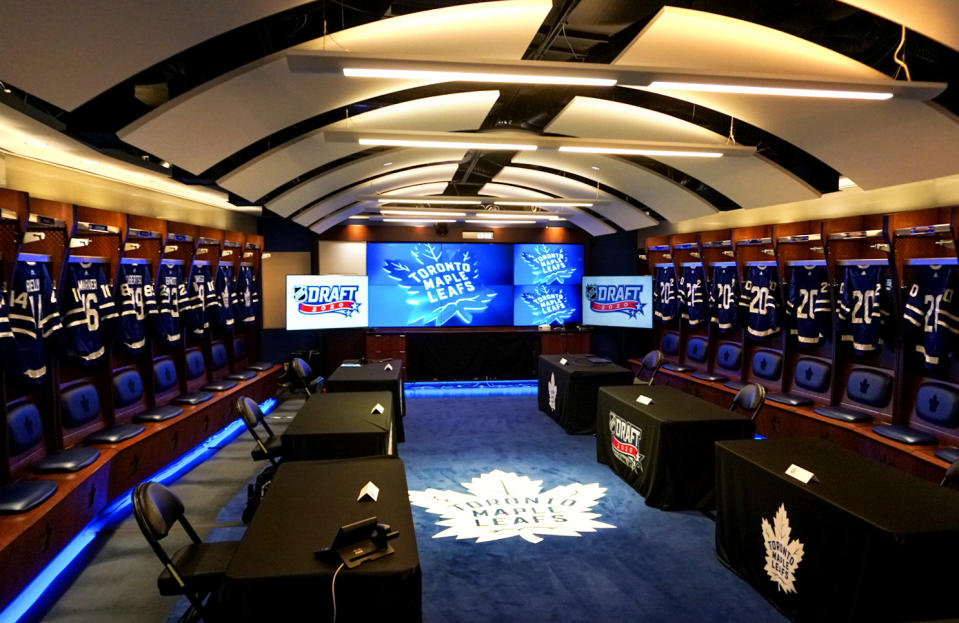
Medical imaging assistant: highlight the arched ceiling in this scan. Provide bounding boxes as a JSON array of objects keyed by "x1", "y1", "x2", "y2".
[{"x1": 1, "y1": 0, "x2": 959, "y2": 237}]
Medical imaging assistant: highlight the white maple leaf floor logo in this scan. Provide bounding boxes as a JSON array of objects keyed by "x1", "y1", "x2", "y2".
[
  {"x1": 761, "y1": 503, "x2": 804, "y2": 593},
  {"x1": 409, "y1": 469, "x2": 615, "y2": 544}
]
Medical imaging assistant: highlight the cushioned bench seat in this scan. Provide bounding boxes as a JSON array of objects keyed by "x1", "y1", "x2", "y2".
[
  {"x1": 814, "y1": 406, "x2": 873, "y2": 423},
  {"x1": 86, "y1": 424, "x2": 146, "y2": 444},
  {"x1": 724, "y1": 381, "x2": 745, "y2": 391},
  {"x1": 0, "y1": 480, "x2": 58, "y2": 514},
  {"x1": 662, "y1": 363, "x2": 694, "y2": 373},
  {"x1": 935, "y1": 447, "x2": 959, "y2": 464},
  {"x1": 872, "y1": 424, "x2": 938, "y2": 445},
  {"x1": 766, "y1": 393, "x2": 814, "y2": 407},
  {"x1": 245, "y1": 362, "x2": 274, "y2": 372},
  {"x1": 34, "y1": 447, "x2": 101, "y2": 473},
  {"x1": 226, "y1": 371, "x2": 257, "y2": 381},
  {"x1": 202, "y1": 380, "x2": 238, "y2": 392},
  {"x1": 134, "y1": 405, "x2": 184, "y2": 423},
  {"x1": 172, "y1": 391, "x2": 215, "y2": 406},
  {"x1": 691, "y1": 372, "x2": 729, "y2": 383}
]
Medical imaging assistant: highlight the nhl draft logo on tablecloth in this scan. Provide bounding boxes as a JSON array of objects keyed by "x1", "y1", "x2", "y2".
[
  {"x1": 409, "y1": 470, "x2": 614, "y2": 544},
  {"x1": 608, "y1": 411, "x2": 644, "y2": 472},
  {"x1": 762, "y1": 504, "x2": 804, "y2": 593}
]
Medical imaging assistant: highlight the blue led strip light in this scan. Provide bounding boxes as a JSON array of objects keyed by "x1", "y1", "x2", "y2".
[
  {"x1": 0, "y1": 397, "x2": 278, "y2": 623},
  {"x1": 404, "y1": 379, "x2": 537, "y2": 398}
]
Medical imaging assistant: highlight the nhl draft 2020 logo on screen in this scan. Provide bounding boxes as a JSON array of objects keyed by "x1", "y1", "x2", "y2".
[
  {"x1": 585, "y1": 282, "x2": 646, "y2": 318},
  {"x1": 293, "y1": 283, "x2": 361, "y2": 316},
  {"x1": 608, "y1": 411, "x2": 644, "y2": 472},
  {"x1": 286, "y1": 275, "x2": 368, "y2": 330}
]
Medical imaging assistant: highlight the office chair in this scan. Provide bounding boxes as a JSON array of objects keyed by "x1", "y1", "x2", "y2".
[
  {"x1": 632, "y1": 350, "x2": 664, "y2": 386},
  {"x1": 236, "y1": 396, "x2": 281, "y2": 466},
  {"x1": 132, "y1": 482, "x2": 238, "y2": 623},
  {"x1": 730, "y1": 383, "x2": 767, "y2": 422},
  {"x1": 290, "y1": 357, "x2": 323, "y2": 397},
  {"x1": 941, "y1": 459, "x2": 959, "y2": 492}
]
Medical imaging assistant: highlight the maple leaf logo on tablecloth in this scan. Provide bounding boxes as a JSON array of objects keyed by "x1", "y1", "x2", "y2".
[
  {"x1": 382, "y1": 243, "x2": 497, "y2": 326},
  {"x1": 522, "y1": 285, "x2": 575, "y2": 325},
  {"x1": 762, "y1": 504, "x2": 804, "y2": 594},
  {"x1": 409, "y1": 470, "x2": 615, "y2": 544},
  {"x1": 547, "y1": 372, "x2": 558, "y2": 411},
  {"x1": 522, "y1": 245, "x2": 576, "y2": 284}
]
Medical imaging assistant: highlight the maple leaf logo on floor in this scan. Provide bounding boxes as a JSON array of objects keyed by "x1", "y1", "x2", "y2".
[
  {"x1": 761, "y1": 504, "x2": 804, "y2": 593},
  {"x1": 409, "y1": 470, "x2": 614, "y2": 544}
]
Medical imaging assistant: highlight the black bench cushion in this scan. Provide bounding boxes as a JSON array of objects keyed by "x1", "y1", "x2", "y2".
[
  {"x1": 716, "y1": 343, "x2": 742, "y2": 372},
  {"x1": 814, "y1": 406, "x2": 873, "y2": 423},
  {"x1": 935, "y1": 447, "x2": 959, "y2": 464},
  {"x1": 661, "y1": 332, "x2": 680, "y2": 356},
  {"x1": 226, "y1": 371, "x2": 256, "y2": 381},
  {"x1": 113, "y1": 369, "x2": 144, "y2": 408},
  {"x1": 134, "y1": 405, "x2": 184, "y2": 423},
  {"x1": 793, "y1": 359, "x2": 831, "y2": 393},
  {"x1": 211, "y1": 342, "x2": 229, "y2": 373},
  {"x1": 0, "y1": 480, "x2": 58, "y2": 514},
  {"x1": 203, "y1": 380, "x2": 238, "y2": 392},
  {"x1": 872, "y1": 424, "x2": 938, "y2": 446},
  {"x1": 724, "y1": 381, "x2": 746, "y2": 391},
  {"x1": 34, "y1": 447, "x2": 101, "y2": 473},
  {"x1": 233, "y1": 337, "x2": 248, "y2": 360},
  {"x1": 172, "y1": 391, "x2": 215, "y2": 405},
  {"x1": 61, "y1": 384, "x2": 102, "y2": 430},
  {"x1": 154, "y1": 359, "x2": 179, "y2": 394},
  {"x1": 185, "y1": 350, "x2": 206, "y2": 380},
  {"x1": 7, "y1": 402, "x2": 43, "y2": 457},
  {"x1": 686, "y1": 337, "x2": 708, "y2": 363},
  {"x1": 847, "y1": 370, "x2": 892, "y2": 408},
  {"x1": 663, "y1": 363, "x2": 695, "y2": 373},
  {"x1": 691, "y1": 372, "x2": 729, "y2": 383},
  {"x1": 86, "y1": 424, "x2": 145, "y2": 444},
  {"x1": 766, "y1": 393, "x2": 814, "y2": 407},
  {"x1": 245, "y1": 361, "x2": 274, "y2": 372},
  {"x1": 914, "y1": 383, "x2": 959, "y2": 428},
  {"x1": 751, "y1": 351, "x2": 782, "y2": 381}
]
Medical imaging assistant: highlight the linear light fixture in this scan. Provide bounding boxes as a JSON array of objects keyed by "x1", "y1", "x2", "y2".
[
  {"x1": 648, "y1": 81, "x2": 892, "y2": 100},
  {"x1": 494, "y1": 200, "x2": 592, "y2": 208},
  {"x1": 465, "y1": 219, "x2": 538, "y2": 225},
  {"x1": 474, "y1": 212, "x2": 562, "y2": 220},
  {"x1": 558, "y1": 145, "x2": 724, "y2": 158},
  {"x1": 343, "y1": 67, "x2": 615, "y2": 87},
  {"x1": 365, "y1": 195, "x2": 599, "y2": 209},
  {"x1": 358, "y1": 138, "x2": 537, "y2": 151},
  {"x1": 380, "y1": 209, "x2": 468, "y2": 217},
  {"x1": 381, "y1": 218, "x2": 457, "y2": 223},
  {"x1": 377, "y1": 198, "x2": 477, "y2": 205}
]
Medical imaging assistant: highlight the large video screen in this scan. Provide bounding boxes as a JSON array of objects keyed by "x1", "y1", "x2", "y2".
[
  {"x1": 581, "y1": 275, "x2": 653, "y2": 329},
  {"x1": 513, "y1": 243, "x2": 584, "y2": 285},
  {"x1": 286, "y1": 275, "x2": 369, "y2": 330},
  {"x1": 513, "y1": 284, "x2": 582, "y2": 326}
]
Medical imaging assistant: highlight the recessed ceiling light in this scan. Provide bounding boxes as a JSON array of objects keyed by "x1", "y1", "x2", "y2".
[
  {"x1": 591, "y1": 166, "x2": 600, "y2": 170},
  {"x1": 161, "y1": 161, "x2": 171, "y2": 169},
  {"x1": 383, "y1": 162, "x2": 393, "y2": 166},
  {"x1": 24, "y1": 139, "x2": 49, "y2": 148}
]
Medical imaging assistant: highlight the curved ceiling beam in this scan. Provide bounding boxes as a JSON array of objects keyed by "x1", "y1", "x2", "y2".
[
  {"x1": 616, "y1": 7, "x2": 959, "y2": 190},
  {"x1": 118, "y1": 0, "x2": 551, "y2": 175},
  {"x1": 544, "y1": 96, "x2": 819, "y2": 209},
  {"x1": 838, "y1": 0, "x2": 959, "y2": 53},
  {"x1": 308, "y1": 182, "x2": 454, "y2": 234}
]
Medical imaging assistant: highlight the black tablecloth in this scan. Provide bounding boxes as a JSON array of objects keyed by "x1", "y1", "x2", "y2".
[
  {"x1": 282, "y1": 391, "x2": 394, "y2": 461},
  {"x1": 716, "y1": 437, "x2": 959, "y2": 622},
  {"x1": 221, "y1": 458, "x2": 421, "y2": 622},
  {"x1": 596, "y1": 385, "x2": 753, "y2": 510},
  {"x1": 327, "y1": 359, "x2": 405, "y2": 442},
  {"x1": 537, "y1": 354, "x2": 633, "y2": 434}
]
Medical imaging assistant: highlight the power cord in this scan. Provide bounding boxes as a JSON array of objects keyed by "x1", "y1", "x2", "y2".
[{"x1": 331, "y1": 561, "x2": 346, "y2": 622}]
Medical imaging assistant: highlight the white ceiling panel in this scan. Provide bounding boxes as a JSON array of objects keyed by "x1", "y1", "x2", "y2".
[
  {"x1": 838, "y1": 0, "x2": 959, "y2": 53},
  {"x1": 0, "y1": 0, "x2": 313, "y2": 111},
  {"x1": 118, "y1": 1, "x2": 550, "y2": 175},
  {"x1": 546, "y1": 97, "x2": 818, "y2": 208},
  {"x1": 266, "y1": 150, "x2": 465, "y2": 217},
  {"x1": 218, "y1": 90, "x2": 499, "y2": 201},
  {"x1": 617, "y1": 7, "x2": 959, "y2": 190}
]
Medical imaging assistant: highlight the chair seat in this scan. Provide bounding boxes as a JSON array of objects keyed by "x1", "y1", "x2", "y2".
[
  {"x1": 172, "y1": 391, "x2": 215, "y2": 405},
  {"x1": 157, "y1": 540, "x2": 240, "y2": 596},
  {"x1": 766, "y1": 392, "x2": 814, "y2": 407},
  {"x1": 226, "y1": 371, "x2": 257, "y2": 381},
  {"x1": 251, "y1": 436, "x2": 283, "y2": 462},
  {"x1": 245, "y1": 361, "x2": 274, "y2": 372},
  {"x1": 814, "y1": 406, "x2": 873, "y2": 423},
  {"x1": 723, "y1": 381, "x2": 746, "y2": 391},
  {"x1": 935, "y1": 447, "x2": 959, "y2": 464},
  {"x1": 86, "y1": 424, "x2": 146, "y2": 444},
  {"x1": 662, "y1": 363, "x2": 694, "y2": 373},
  {"x1": 134, "y1": 405, "x2": 184, "y2": 423},
  {"x1": 872, "y1": 424, "x2": 938, "y2": 446},
  {"x1": 34, "y1": 447, "x2": 101, "y2": 473},
  {"x1": 691, "y1": 372, "x2": 729, "y2": 383},
  {"x1": 0, "y1": 480, "x2": 58, "y2": 514},
  {"x1": 203, "y1": 380, "x2": 238, "y2": 392}
]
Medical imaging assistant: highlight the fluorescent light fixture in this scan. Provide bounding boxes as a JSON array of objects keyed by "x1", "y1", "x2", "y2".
[
  {"x1": 343, "y1": 67, "x2": 615, "y2": 87},
  {"x1": 494, "y1": 200, "x2": 593, "y2": 208},
  {"x1": 349, "y1": 215, "x2": 371, "y2": 219},
  {"x1": 473, "y1": 212, "x2": 562, "y2": 220},
  {"x1": 837, "y1": 176, "x2": 859, "y2": 190},
  {"x1": 558, "y1": 145, "x2": 723, "y2": 158},
  {"x1": 648, "y1": 81, "x2": 893, "y2": 100},
  {"x1": 381, "y1": 209, "x2": 467, "y2": 217},
  {"x1": 465, "y1": 219, "x2": 537, "y2": 225},
  {"x1": 359, "y1": 138, "x2": 536, "y2": 151},
  {"x1": 377, "y1": 198, "x2": 477, "y2": 205},
  {"x1": 24, "y1": 139, "x2": 49, "y2": 148},
  {"x1": 381, "y1": 218, "x2": 456, "y2": 223}
]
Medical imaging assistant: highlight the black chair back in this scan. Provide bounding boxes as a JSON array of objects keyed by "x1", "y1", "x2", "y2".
[
  {"x1": 291, "y1": 357, "x2": 314, "y2": 396},
  {"x1": 730, "y1": 383, "x2": 766, "y2": 421},
  {"x1": 236, "y1": 396, "x2": 279, "y2": 466},
  {"x1": 942, "y1": 459, "x2": 959, "y2": 491},
  {"x1": 636, "y1": 350, "x2": 664, "y2": 386}
]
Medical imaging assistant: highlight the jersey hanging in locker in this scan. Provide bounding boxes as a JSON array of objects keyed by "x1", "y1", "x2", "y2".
[
  {"x1": 903, "y1": 265, "x2": 958, "y2": 367},
  {"x1": 653, "y1": 265, "x2": 679, "y2": 323},
  {"x1": 183, "y1": 264, "x2": 219, "y2": 337},
  {"x1": 786, "y1": 265, "x2": 832, "y2": 344},
  {"x1": 156, "y1": 262, "x2": 187, "y2": 344},
  {"x1": 117, "y1": 262, "x2": 157, "y2": 354},
  {"x1": 837, "y1": 265, "x2": 889, "y2": 352},
  {"x1": 709, "y1": 265, "x2": 740, "y2": 331},
  {"x1": 62, "y1": 261, "x2": 118, "y2": 363},
  {"x1": 0, "y1": 294, "x2": 13, "y2": 346},
  {"x1": 8, "y1": 261, "x2": 62, "y2": 383},
  {"x1": 679, "y1": 264, "x2": 707, "y2": 327},
  {"x1": 740, "y1": 265, "x2": 781, "y2": 339},
  {"x1": 235, "y1": 264, "x2": 259, "y2": 325},
  {"x1": 212, "y1": 264, "x2": 237, "y2": 331}
]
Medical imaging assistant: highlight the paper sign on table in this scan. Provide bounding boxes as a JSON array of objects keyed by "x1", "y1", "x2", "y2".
[
  {"x1": 785, "y1": 464, "x2": 817, "y2": 484},
  {"x1": 371, "y1": 403, "x2": 385, "y2": 414},
  {"x1": 357, "y1": 481, "x2": 380, "y2": 502},
  {"x1": 559, "y1": 358, "x2": 568, "y2": 366},
  {"x1": 635, "y1": 395, "x2": 653, "y2": 405}
]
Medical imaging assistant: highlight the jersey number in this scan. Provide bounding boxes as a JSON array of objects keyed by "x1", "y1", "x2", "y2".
[
  {"x1": 850, "y1": 290, "x2": 877, "y2": 324},
  {"x1": 796, "y1": 289, "x2": 817, "y2": 320},
  {"x1": 749, "y1": 287, "x2": 771, "y2": 316}
]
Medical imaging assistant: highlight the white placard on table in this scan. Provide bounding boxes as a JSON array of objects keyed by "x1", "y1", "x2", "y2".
[
  {"x1": 785, "y1": 464, "x2": 817, "y2": 484},
  {"x1": 635, "y1": 394, "x2": 653, "y2": 405},
  {"x1": 357, "y1": 481, "x2": 380, "y2": 502},
  {"x1": 559, "y1": 357, "x2": 568, "y2": 366}
]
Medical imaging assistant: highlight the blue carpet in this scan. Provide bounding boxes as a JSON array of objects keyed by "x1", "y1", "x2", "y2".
[{"x1": 402, "y1": 395, "x2": 786, "y2": 623}]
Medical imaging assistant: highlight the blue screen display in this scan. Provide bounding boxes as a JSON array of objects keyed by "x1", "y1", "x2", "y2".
[
  {"x1": 513, "y1": 243, "x2": 584, "y2": 285},
  {"x1": 513, "y1": 284, "x2": 582, "y2": 326}
]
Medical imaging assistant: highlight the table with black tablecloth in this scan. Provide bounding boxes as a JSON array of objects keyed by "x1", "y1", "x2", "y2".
[
  {"x1": 537, "y1": 354, "x2": 633, "y2": 434},
  {"x1": 596, "y1": 384, "x2": 753, "y2": 510},
  {"x1": 716, "y1": 437, "x2": 959, "y2": 623},
  {"x1": 282, "y1": 391, "x2": 394, "y2": 461},
  {"x1": 327, "y1": 359, "x2": 405, "y2": 442},
  {"x1": 221, "y1": 458, "x2": 420, "y2": 622}
]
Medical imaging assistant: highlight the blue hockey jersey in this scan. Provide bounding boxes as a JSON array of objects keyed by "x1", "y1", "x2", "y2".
[
  {"x1": 183, "y1": 264, "x2": 219, "y2": 337},
  {"x1": 0, "y1": 294, "x2": 13, "y2": 346},
  {"x1": 653, "y1": 265, "x2": 679, "y2": 323},
  {"x1": 740, "y1": 265, "x2": 781, "y2": 339},
  {"x1": 679, "y1": 264, "x2": 707, "y2": 327},
  {"x1": 837, "y1": 265, "x2": 888, "y2": 353},
  {"x1": 117, "y1": 262, "x2": 157, "y2": 354},
  {"x1": 8, "y1": 261, "x2": 62, "y2": 383},
  {"x1": 786, "y1": 265, "x2": 832, "y2": 344},
  {"x1": 903, "y1": 265, "x2": 958, "y2": 367},
  {"x1": 62, "y1": 261, "x2": 118, "y2": 364},
  {"x1": 709, "y1": 265, "x2": 740, "y2": 331},
  {"x1": 235, "y1": 265, "x2": 259, "y2": 325},
  {"x1": 155, "y1": 263, "x2": 187, "y2": 344},
  {"x1": 211, "y1": 265, "x2": 237, "y2": 331}
]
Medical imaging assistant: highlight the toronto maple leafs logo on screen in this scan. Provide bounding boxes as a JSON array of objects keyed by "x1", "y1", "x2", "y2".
[
  {"x1": 293, "y1": 283, "x2": 361, "y2": 317},
  {"x1": 522, "y1": 285, "x2": 575, "y2": 325},
  {"x1": 585, "y1": 282, "x2": 646, "y2": 318},
  {"x1": 382, "y1": 243, "x2": 497, "y2": 326},
  {"x1": 762, "y1": 504, "x2": 804, "y2": 594},
  {"x1": 522, "y1": 244, "x2": 576, "y2": 284},
  {"x1": 409, "y1": 470, "x2": 615, "y2": 544}
]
